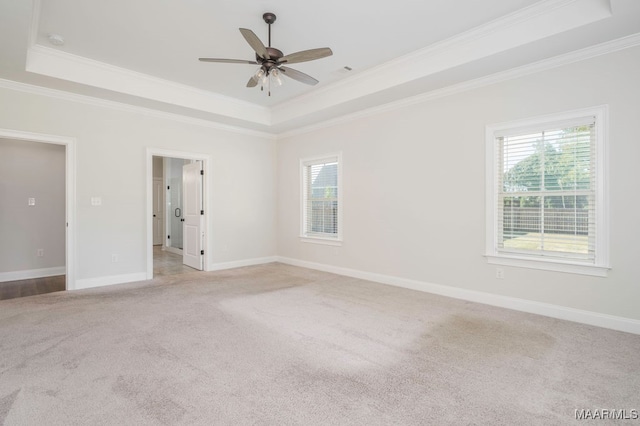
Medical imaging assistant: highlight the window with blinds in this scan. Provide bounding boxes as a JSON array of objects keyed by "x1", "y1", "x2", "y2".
[
  {"x1": 301, "y1": 154, "x2": 341, "y2": 241},
  {"x1": 486, "y1": 107, "x2": 609, "y2": 276},
  {"x1": 497, "y1": 119, "x2": 596, "y2": 261}
]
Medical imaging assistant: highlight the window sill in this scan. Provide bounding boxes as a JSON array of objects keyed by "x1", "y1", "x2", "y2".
[
  {"x1": 485, "y1": 254, "x2": 610, "y2": 277},
  {"x1": 300, "y1": 236, "x2": 343, "y2": 246}
]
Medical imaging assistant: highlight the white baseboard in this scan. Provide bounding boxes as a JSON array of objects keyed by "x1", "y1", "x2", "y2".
[
  {"x1": 208, "y1": 256, "x2": 278, "y2": 272},
  {"x1": 276, "y1": 256, "x2": 640, "y2": 335},
  {"x1": 73, "y1": 272, "x2": 147, "y2": 291},
  {"x1": 0, "y1": 266, "x2": 66, "y2": 283}
]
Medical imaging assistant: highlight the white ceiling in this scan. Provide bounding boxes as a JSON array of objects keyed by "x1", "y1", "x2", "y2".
[{"x1": 1, "y1": 0, "x2": 639, "y2": 134}]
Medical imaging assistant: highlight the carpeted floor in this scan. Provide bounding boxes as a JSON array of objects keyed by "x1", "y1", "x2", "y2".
[{"x1": 0, "y1": 263, "x2": 638, "y2": 425}]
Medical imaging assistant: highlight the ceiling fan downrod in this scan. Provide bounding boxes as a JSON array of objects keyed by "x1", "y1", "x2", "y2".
[{"x1": 263, "y1": 12, "x2": 276, "y2": 47}]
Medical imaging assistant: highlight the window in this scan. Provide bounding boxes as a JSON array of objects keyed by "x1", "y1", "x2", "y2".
[
  {"x1": 300, "y1": 153, "x2": 342, "y2": 244},
  {"x1": 485, "y1": 107, "x2": 609, "y2": 276}
]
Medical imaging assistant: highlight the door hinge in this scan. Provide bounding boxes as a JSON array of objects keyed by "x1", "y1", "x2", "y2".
[
  {"x1": 200, "y1": 170, "x2": 204, "y2": 176},
  {"x1": 200, "y1": 210, "x2": 204, "y2": 215},
  {"x1": 200, "y1": 250, "x2": 204, "y2": 255}
]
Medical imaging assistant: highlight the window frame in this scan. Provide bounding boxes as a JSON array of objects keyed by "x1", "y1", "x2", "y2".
[
  {"x1": 300, "y1": 152, "x2": 343, "y2": 246},
  {"x1": 485, "y1": 106, "x2": 610, "y2": 277}
]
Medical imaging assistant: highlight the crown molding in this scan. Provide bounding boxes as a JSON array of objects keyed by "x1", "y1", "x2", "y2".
[
  {"x1": 271, "y1": 0, "x2": 611, "y2": 126},
  {"x1": 26, "y1": 44, "x2": 271, "y2": 126},
  {"x1": 0, "y1": 78, "x2": 276, "y2": 139},
  {"x1": 26, "y1": 0, "x2": 611, "y2": 131},
  {"x1": 5, "y1": 31, "x2": 638, "y2": 141},
  {"x1": 277, "y1": 32, "x2": 640, "y2": 139}
]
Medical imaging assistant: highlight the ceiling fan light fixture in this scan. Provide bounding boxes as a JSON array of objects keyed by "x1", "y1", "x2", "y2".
[{"x1": 271, "y1": 68, "x2": 283, "y2": 86}]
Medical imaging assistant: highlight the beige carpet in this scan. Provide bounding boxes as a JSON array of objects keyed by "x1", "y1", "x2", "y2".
[{"x1": 0, "y1": 263, "x2": 638, "y2": 425}]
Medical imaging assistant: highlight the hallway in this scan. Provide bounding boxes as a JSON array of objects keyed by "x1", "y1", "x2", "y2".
[
  {"x1": 153, "y1": 245, "x2": 198, "y2": 277},
  {"x1": 0, "y1": 247, "x2": 197, "y2": 301}
]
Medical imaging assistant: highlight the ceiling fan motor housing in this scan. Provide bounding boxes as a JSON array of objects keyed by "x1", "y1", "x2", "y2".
[
  {"x1": 263, "y1": 12, "x2": 276, "y2": 25},
  {"x1": 257, "y1": 47, "x2": 284, "y2": 71}
]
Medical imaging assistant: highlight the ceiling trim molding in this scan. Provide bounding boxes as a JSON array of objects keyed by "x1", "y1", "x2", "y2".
[
  {"x1": 277, "y1": 32, "x2": 640, "y2": 139},
  {"x1": 0, "y1": 78, "x2": 276, "y2": 140},
  {"x1": 28, "y1": 0, "x2": 41, "y2": 48},
  {"x1": 271, "y1": 0, "x2": 612, "y2": 126},
  {"x1": 26, "y1": 44, "x2": 272, "y2": 126}
]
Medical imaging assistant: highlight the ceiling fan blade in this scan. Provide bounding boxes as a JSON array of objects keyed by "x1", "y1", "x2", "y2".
[
  {"x1": 279, "y1": 66, "x2": 319, "y2": 86},
  {"x1": 279, "y1": 48, "x2": 333, "y2": 64},
  {"x1": 199, "y1": 58, "x2": 258, "y2": 64},
  {"x1": 246, "y1": 75, "x2": 259, "y2": 88},
  {"x1": 239, "y1": 28, "x2": 270, "y2": 60}
]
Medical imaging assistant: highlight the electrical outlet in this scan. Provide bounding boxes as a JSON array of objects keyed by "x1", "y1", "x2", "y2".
[
  {"x1": 37, "y1": 249, "x2": 44, "y2": 257},
  {"x1": 28, "y1": 198, "x2": 36, "y2": 206},
  {"x1": 496, "y1": 268, "x2": 505, "y2": 279},
  {"x1": 111, "y1": 254, "x2": 118, "y2": 263},
  {"x1": 91, "y1": 197, "x2": 102, "y2": 206}
]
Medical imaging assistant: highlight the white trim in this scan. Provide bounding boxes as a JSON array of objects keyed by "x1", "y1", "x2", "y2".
[
  {"x1": 207, "y1": 256, "x2": 278, "y2": 272},
  {"x1": 277, "y1": 33, "x2": 640, "y2": 139},
  {"x1": 485, "y1": 105, "x2": 610, "y2": 276},
  {"x1": 0, "y1": 128, "x2": 76, "y2": 291},
  {"x1": 26, "y1": 44, "x2": 271, "y2": 126},
  {"x1": 146, "y1": 148, "x2": 212, "y2": 279},
  {"x1": 28, "y1": 0, "x2": 41, "y2": 49},
  {"x1": 272, "y1": 0, "x2": 611, "y2": 126},
  {"x1": 0, "y1": 267, "x2": 66, "y2": 283},
  {"x1": 276, "y1": 257, "x2": 640, "y2": 335},
  {"x1": 0, "y1": 79, "x2": 276, "y2": 140},
  {"x1": 2, "y1": 29, "x2": 638, "y2": 137},
  {"x1": 485, "y1": 255, "x2": 609, "y2": 277},
  {"x1": 300, "y1": 237, "x2": 343, "y2": 247},
  {"x1": 74, "y1": 272, "x2": 147, "y2": 291}
]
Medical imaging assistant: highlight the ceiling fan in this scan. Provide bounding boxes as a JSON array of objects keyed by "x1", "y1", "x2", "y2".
[{"x1": 199, "y1": 12, "x2": 333, "y2": 96}]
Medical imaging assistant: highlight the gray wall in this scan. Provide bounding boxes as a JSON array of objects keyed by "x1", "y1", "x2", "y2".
[
  {"x1": 277, "y1": 46, "x2": 640, "y2": 322},
  {"x1": 0, "y1": 86, "x2": 277, "y2": 287},
  {"x1": 0, "y1": 138, "x2": 65, "y2": 276}
]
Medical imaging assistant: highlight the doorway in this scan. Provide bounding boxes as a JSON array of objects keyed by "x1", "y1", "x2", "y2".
[
  {"x1": 146, "y1": 149, "x2": 210, "y2": 279},
  {"x1": 0, "y1": 128, "x2": 76, "y2": 294}
]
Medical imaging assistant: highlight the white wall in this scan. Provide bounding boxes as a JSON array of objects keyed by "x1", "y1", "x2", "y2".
[
  {"x1": 0, "y1": 87, "x2": 277, "y2": 285},
  {"x1": 277, "y1": 46, "x2": 640, "y2": 322},
  {"x1": 0, "y1": 138, "x2": 65, "y2": 278}
]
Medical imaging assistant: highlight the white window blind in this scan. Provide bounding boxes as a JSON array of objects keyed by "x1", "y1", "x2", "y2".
[
  {"x1": 496, "y1": 119, "x2": 596, "y2": 262},
  {"x1": 301, "y1": 155, "x2": 340, "y2": 240}
]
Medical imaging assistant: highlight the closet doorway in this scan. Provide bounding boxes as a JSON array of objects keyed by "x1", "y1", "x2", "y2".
[{"x1": 0, "y1": 129, "x2": 76, "y2": 295}]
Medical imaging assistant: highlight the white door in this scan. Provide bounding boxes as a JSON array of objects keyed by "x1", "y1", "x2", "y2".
[
  {"x1": 152, "y1": 178, "x2": 164, "y2": 245},
  {"x1": 182, "y1": 161, "x2": 203, "y2": 270}
]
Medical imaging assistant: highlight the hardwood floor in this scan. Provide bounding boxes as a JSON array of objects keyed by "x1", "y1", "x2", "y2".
[
  {"x1": 0, "y1": 275, "x2": 66, "y2": 301},
  {"x1": 0, "y1": 247, "x2": 196, "y2": 301}
]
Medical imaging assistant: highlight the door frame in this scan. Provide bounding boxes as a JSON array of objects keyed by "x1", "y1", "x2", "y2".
[
  {"x1": 146, "y1": 148, "x2": 211, "y2": 278},
  {"x1": 0, "y1": 128, "x2": 76, "y2": 290}
]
